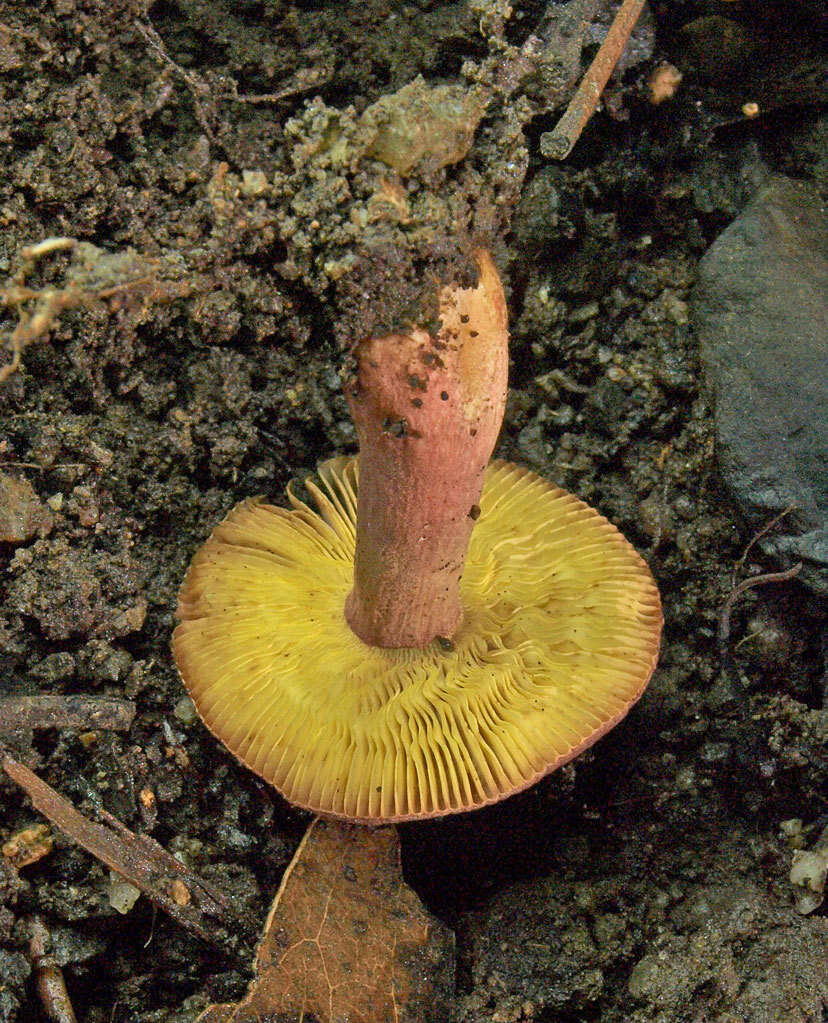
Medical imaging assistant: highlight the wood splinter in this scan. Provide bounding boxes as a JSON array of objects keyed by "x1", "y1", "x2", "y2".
[
  {"x1": 27, "y1": 916, "x2": 78, "y2": 1023},
  {"x1": 544, "y1": 0, "x2": 646, "y2": 160},
  {"x1": 1, "y1": 752, "x2": 257, "y2": 961},
  {"x1": 0, "y1": 694, "x2": 136, "y2": 750}
]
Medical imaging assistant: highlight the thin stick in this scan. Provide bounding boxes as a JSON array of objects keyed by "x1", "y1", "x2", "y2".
[
  {"x1": 718, "y1": 563, "x2": 802, "y2": 656},
  {"x1": 135, "y1": 22, "x2": 216, "y2": 143},
  {"x1": 2, "y1": 753, "x2": 257, "y2": 959},
  {"x1": 731, "y1": 503, "x2": 797, "y2": 588},
  {"x1": 0, "y1": 695, "x2": 135, "y2": 747},
  {"x1": 28, "y1": 916, "x2": 79, "y2": 1023},
  {"x1": 544, "y1": 0, "x2": 645, "y2": 160}
]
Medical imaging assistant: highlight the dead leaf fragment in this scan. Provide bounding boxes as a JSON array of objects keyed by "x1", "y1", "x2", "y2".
[{"x1": 199, "y1": 817, "x2": 454, "y2": 1023}]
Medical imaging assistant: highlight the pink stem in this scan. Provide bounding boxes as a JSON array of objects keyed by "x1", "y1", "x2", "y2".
[{"x1": 344, "y1": 250, "x2": 509, "y2": 647}]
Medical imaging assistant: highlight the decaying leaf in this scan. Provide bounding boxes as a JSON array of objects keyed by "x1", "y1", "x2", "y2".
[{"x1": 199, "y1": 817, "x2": 454, "y2": 1023}]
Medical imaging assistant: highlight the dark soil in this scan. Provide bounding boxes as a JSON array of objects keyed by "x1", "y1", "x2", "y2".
[{"x1": 1, "y1": 2, "x2": 825, "y2": 1021}]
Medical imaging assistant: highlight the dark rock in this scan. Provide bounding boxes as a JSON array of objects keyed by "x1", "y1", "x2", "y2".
[{"x1": 693, "y1": 176, "x2": 828, "y2": 595}]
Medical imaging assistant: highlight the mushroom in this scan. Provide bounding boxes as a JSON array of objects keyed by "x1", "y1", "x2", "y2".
[{"x1": 173, "y1": 250, "x2": 662, "y2": 823}]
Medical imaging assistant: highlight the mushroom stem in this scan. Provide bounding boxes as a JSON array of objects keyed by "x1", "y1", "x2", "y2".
[{"x1": 344, "y1": 249, "x2": 508, "y2": 648}]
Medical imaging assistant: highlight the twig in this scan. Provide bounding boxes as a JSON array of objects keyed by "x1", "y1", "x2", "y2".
[
  {"x1": 224, "y1": 64, "x2": 333, "y2": 105},
  {"x1": 136, "y1": 18, "x2": 332, "y2": 156},
  {"x1": 731, "y1": 503, "x2": 797, "y2": 589},
  {"x1": 0, "y1": 284, "x2": 84, "y2": 385},
  {"x1": 0, "y1": 237, "x2": 174, "y2": 385},
  {"x1": 19, "y1": 237, "x2": 77, "y2": 271},
  {"x1": 27, "y1": 916, "x2": 78, "y2": 1023},
  {"x1": 718, "y1": 501, "x2": 803, "y2": 663},
  {"x1": 0, "y1": 463, "x2": 87, "y2": 469},
  {"x1": 0, "y1": 238, "x2": 79, "y2": 382},
  {"x1": 543, "y1": 0, "x2": 645, "y2": 160},
  {"x1": 0, "y1": 695, "x2": 136, "y2": 750},
  {"x1": 718, "y1": 563, "x2": 803, "y2": 657},
  {"x1": 135, "y1": 22, "x2": 217, "y2": 143},
  {"x1": 2, "y1": 753, "x2": 257, "y2": 960}
]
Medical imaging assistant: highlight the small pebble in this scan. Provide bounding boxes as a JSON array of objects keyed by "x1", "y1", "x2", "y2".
[
  {"x1": 174, "y1": 696, "x2": 198, "y2": 726},
  {"x1": 108, "y1": 872, "x2": 141, "y2": 914}
]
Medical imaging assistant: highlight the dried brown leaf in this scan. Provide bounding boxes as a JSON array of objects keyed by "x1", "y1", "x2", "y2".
[{"x1": 200, "y1": 817, "x2": 454, "y2": 1023}]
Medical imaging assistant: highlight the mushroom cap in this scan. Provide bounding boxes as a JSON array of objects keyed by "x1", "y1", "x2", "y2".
[{"x1": 173, "y1": 457, "x2": 662, "y2": 823}]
